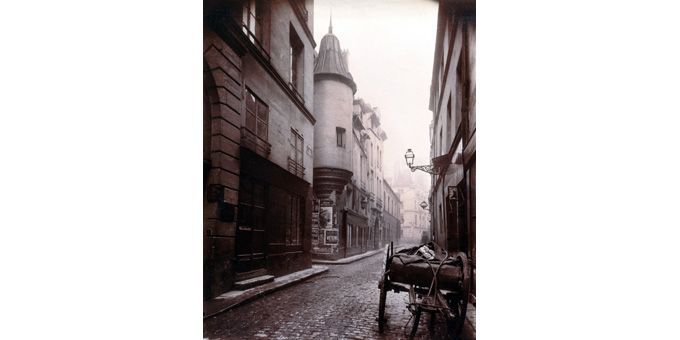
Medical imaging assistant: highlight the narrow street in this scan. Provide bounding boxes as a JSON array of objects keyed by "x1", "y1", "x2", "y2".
[
  {"x1": 203, "y1": 1, "x2": 476, "y2": 338},
  {"x1": 204, "y1": 250, "x2": 471, "y2": 339}
]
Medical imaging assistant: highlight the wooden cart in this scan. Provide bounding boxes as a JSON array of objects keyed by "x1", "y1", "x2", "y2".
[{"x1": 378, "y1": 242, "x2": 469, "y2": 338}]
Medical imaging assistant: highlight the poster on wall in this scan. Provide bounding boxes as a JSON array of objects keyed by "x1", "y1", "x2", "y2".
[
  {"x1": 324, "y1": 229, "x2": 339, "y2": 245},
  {"x1": 311, "y1": 223, "x2": 319, "y2": 246},
  {"x1": 319, "y1": 206, "x2": 333, "y2": 229},
  {"x1": 311, "y1": 199, "x2": 320, "y2": 246}
]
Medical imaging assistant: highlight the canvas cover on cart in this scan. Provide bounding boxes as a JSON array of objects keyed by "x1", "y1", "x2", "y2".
[{"x1": 387, "y1": 243, "x2": 463, "y2": 289}]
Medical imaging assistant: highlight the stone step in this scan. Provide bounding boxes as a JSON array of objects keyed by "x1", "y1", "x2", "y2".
[
  {"x1": 233, "y1": 275, "x2": 275, "y2": 290},
  {"x1": 235, "y1": 268, "x2": 268, "y2": 281}
]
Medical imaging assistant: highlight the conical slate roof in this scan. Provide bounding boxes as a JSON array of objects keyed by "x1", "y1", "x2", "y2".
[{"x1": 314, "y1": 22, "x2": 357, "y2": 93}]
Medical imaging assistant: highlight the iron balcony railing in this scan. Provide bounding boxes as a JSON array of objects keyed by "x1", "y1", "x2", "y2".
[
  {"x1": 287, "y1": 157, "x2": 305, "y2": 178},
  {"x1": 241, "y1": 127, "x2": 271, "y2": 157},
  {"x1": 240, "y1": 24, "x2": 270, "y2": 61}
]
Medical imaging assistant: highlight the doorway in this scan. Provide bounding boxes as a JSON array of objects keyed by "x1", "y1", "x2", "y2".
[{"x1": 235, "y1": 176, "x2": 268, "y2": 279}]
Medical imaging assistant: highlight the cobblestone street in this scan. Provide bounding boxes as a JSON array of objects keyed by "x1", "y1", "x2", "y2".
[{"x1": 204, "y1": 250, "x2": 473, "y2": 339}]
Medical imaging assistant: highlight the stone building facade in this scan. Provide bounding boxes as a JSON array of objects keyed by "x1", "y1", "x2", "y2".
[
  {"x1": 393, "y1": 169, "x2": 431, "y2": 246},
  {"x1": 309, "y1": 22, "x2": 356, "y2": 257},
  {"x1": 310, "y1": 24, "x2": 401, "y2": 259},
  {"x1": 382, "y1": 181, "x2": 403, "y2": 246},
  {"x1": 203, "y1": 0, "x2": 317, "y2": 300},
  {"x1": 428, "y1": 0, "x2": 476, "y2": 298},
  {"x1": 352, "y1": 99, "x2": 389, "y2": 252}
]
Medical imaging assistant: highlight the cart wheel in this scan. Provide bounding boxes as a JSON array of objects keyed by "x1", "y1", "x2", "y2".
[
  {"x1": 446, "y1": 292, "x2": 468, "y2": 338},
  {"x1": 378, "y1": 275, "x2": 387, "y2": 333},
  {"x1": 446, "y1": 252, "x2": 470, "y2": 338}
]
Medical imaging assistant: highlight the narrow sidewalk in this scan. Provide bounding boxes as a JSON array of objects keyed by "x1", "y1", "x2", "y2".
[
  {"x1": 311, "y1": 247, "x2": 386, "y2": 265},
  {"x1": 203, "y1": 265, "x2": 329, "y2": 319}
]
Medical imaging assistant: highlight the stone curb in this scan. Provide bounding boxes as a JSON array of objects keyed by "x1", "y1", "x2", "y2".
[
  {"x1": 311, "y1": 247, "x2": 387, "y2": 265},
  {"x1": 203, "y1": 265, "x2": 329, "y2": 319}
]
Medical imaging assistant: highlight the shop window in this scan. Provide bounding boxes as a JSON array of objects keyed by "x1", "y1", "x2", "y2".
[
  {"x1": 357, "y1": 226, "x2": 360, "y2": 247},
  {"x1": 268, "y1": 186, "x2": 303, "y2": 246},
  {"x1": 286, "y1": 193, "x2": 302, "y2": 245},
  {"x1": 238, "y1": 177, "x2": 266, "y2": 230},
  {"x1": 347, "y1": 223, "x2": 352, "y2": 248}
]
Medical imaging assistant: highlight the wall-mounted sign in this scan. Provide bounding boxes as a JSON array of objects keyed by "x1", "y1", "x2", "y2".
[{"x1": 324, "y1": 229, "x2": 339, "y2": 245}]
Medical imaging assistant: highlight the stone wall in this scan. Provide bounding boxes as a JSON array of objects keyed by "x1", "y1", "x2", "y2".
[
  {"x1": 313, "y1": 79, "x2": 354, "y2": 171},
  {"x1": 204, "y1": 28, "x2": 243, "y2": 299},
  {"x1": 203, "y1": 0, "x2": 317, "y2": 299}
]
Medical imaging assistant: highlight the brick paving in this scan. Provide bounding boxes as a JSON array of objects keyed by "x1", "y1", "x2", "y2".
[{"x1": 204, "y1": 251, "x2": 473, "y2": 339}]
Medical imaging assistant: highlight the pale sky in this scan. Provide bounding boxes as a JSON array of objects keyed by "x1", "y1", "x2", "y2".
[{"x1": 313, "y1": 0, "x2": 438, "y2": 191}]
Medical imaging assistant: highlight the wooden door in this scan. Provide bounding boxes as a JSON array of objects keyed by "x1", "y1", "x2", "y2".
[{"x1": 236, "y1": 176, "x2": 267, "y2": 276}]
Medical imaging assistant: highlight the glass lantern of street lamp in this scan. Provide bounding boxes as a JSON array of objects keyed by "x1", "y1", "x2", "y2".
[
  {"x1": 419, "y1": 201, "x2": 428, "y2": 210},
  {"x1": 404, "y1": 149, "x2": 415, "y2": 168}
]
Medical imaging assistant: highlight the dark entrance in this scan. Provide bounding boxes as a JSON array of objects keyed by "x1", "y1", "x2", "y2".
[
  {"x1": 445, "y1": 181, "x2": 468, "y2": 252},
  {"x1": 235, "y1": 146, "x2": 313, "y2": 280},
  {"x1": 235, "y1": 176, "x2": 268, "y2": 278}
]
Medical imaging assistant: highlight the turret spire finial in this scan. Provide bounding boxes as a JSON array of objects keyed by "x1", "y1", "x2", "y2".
[{"x1": 329, "y1": 9, "x2": 333, "y2": 34}]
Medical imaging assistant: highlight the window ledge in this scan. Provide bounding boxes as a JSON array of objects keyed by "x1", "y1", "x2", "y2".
[
  {"x1": 288, "y1": 82, "x2": 305, "y2": 104},
  {"x1": 241, "y1": 127, "x2": 271, "y2": 158}
]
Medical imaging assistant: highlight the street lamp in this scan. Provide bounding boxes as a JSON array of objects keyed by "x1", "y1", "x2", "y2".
[
  {"x1": 405, "y1": 149, "x2": 415, "y2": 167},
  {"x1": 404, "y1": 149, "x2": 437, "y2": 175}
]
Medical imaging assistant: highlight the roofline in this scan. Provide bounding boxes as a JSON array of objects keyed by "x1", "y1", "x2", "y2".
[{"x1": 429, "y1": 0, "x2": 476, "y2": 112}]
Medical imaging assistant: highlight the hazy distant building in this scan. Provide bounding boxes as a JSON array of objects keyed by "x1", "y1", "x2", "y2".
[
  {"x1": 393, "y1": 168, "x2": 430, "y2": 245},
  {"x1": 203, "y1": 0, "x2": 316, "y2": 300},
  {"x1": 428, "y1": 0, "x2": 476, "y2": 297},
  {"x1": 354, "y1": 99, "x2": 402, "y2": 249}
]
